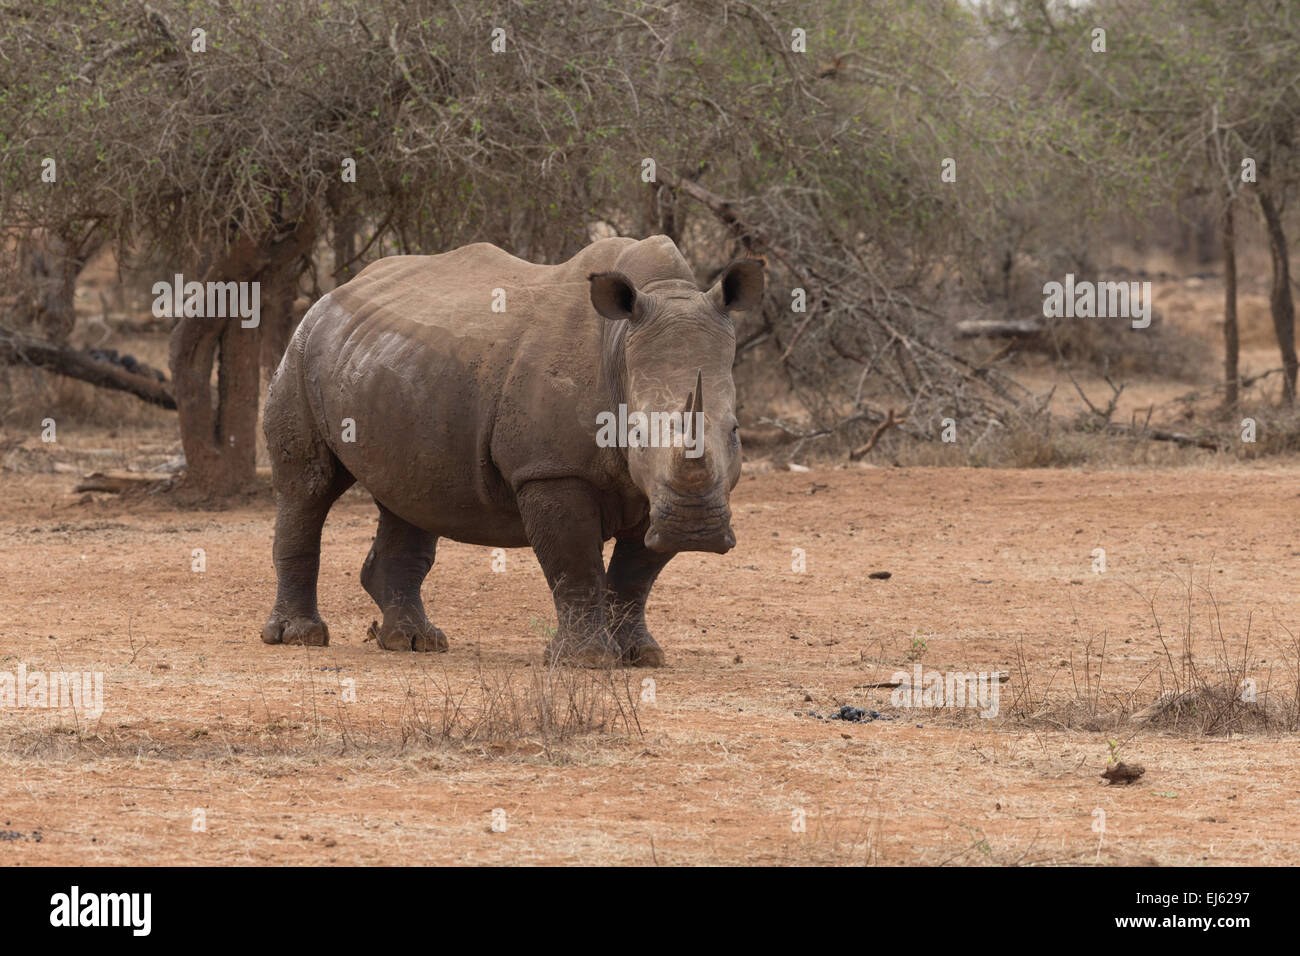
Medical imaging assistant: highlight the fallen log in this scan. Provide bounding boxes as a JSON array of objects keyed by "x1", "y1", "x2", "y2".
[
  {"x1": 855, "y1": 671, "x2": 1010, "y2": 689},
  {"x1": 74, "y1": 471, "x2": 172, "y2": 493},
  {"x1": 955, "y1": 318, "x2": 1044, "y2": 339},
  {"x1": 74, "y1": 465, "x2": 273, "y2": 493},
  {"x1": 0, "y1": 325, "x2": 176, "y2": 409},
  {"x1": 1105, "y1": 423, "x2": 1223, "y2": 450}
]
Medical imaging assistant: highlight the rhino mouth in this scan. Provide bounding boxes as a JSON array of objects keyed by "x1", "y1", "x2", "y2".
[
  {"x1": 636, "y1": 371, "x2": 736, "y2": 554},
  {"x1": 644, "y1": 494, "x2": 735, "y2": 554}
]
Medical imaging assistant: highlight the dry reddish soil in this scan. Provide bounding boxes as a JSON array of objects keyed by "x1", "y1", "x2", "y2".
[{"x1": 2, "y1": 444, "x2": 1299, "y2": 866}]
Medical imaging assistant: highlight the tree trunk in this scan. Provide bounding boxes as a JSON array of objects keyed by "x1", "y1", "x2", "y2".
[
  {"x1": 327, "y1": 181, "x2": 360, "y2": 286},
  {"x1": 1195, "y1": 206, "x2": 1217, "y2": 265},
  {"x1": 258, "y1": 255, "x2": 307, "y2": 378},
  {"x1": 169, "y1": 279, "x2": 258, "y2": 498},
  {"x1": 169, "y1": 220, "x2": 315, "y2": 497},
  {"x1": 14, "y1": 230, "x2": 104, "y2": 343},
  {"x1": 1258, "y1": 189, "x2": 1297, "y2": 403},
  {"x1": 1222, "y1": 197, "x2": 1239, "y2": 408},
  {"x1": 644, "y1": 180, "x2": 681, "y2": 245}
]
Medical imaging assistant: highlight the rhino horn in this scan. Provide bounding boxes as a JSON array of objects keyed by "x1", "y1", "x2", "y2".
[
  {"x1": 681, "y1": 368, "x2": 704, "y2": 444},
  {"x1": 671, "y1": 369, "x2": 711, "y2": 486}
]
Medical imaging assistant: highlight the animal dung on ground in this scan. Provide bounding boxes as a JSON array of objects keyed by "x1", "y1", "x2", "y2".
[
  {"x1": 1101, "y1": 761, "x2": 1146, "y2": 785},
  {"x1": 868, "y1": 571, "x2": 892, "y2": 580},
  {"x1": 798, "y1": 704, "x2": 898, "y2": 723}
]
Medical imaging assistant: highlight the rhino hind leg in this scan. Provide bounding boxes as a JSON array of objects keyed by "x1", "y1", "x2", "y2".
[
  {"x1": 517, "y1": 479, "x2": 623, "y2": 668},
  {"x1": 360, "y1": 503, "x2": 448, "y2": 652},
  {"x1": 262, "y1": 451, "x2": 355, "y2": 648},
  {"x1": 605, "y1": 532, "x2": 673, "y2": 667}
]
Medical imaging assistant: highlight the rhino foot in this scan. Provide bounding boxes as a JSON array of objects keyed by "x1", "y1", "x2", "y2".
[
  {"x1": 618, "y1": 632, "x2": 665, "y2": 668},
  {"x1": 368, "y1": 619, "x2": 449, "y2": 652},
  {"x1": 262, "y1": 616, "x2": 330, "y2": 647},
  {"x1": 544, "y1": 633, "x2": 623, "y2": 669}
]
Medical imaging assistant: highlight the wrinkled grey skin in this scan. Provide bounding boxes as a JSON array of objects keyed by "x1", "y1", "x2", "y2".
[{"x1": 260, "y1": 235, "x2": 763, "y2": 666}]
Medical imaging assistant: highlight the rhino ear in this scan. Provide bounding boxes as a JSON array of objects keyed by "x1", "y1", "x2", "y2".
[
  {"x1": 708, "y1": 259, "x2": 765, "y2": 314},
  {"x1": 589, "y1": 271, "x2": 642, "y2": 323}
]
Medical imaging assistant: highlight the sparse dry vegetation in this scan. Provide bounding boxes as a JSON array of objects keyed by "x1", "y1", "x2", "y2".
[{"x1": 1009, "y1": 575, "x2": 1300, "y2": 736}]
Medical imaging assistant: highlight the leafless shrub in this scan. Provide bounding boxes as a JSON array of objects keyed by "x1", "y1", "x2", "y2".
[
  {"x1": 1130, "y1": 577, "x2": 1290, "y2": 734},
  {"x1": 1010, "y1": 575, "x2": 1300, "y2": 735},
  {"x1": 395, "y1": 657, "x2": 642, "y2": 757}
]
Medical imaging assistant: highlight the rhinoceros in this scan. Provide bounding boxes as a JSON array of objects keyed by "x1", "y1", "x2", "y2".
[{"x1": 260, "y1": 234, "x2": 763, "y2": 666}]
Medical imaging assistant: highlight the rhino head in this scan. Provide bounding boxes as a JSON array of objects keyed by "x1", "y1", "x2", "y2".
[{"x1": 590, "y1": 258, "x2": 764, "y2": 554}]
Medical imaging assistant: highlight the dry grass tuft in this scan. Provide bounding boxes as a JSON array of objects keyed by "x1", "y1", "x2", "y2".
[
  {"x1": 390, "y1": 657, "x2": 642, "y2": 757},
  {"x1": 1009, "y1": 574, "x2": 1300, "y2": 735}
]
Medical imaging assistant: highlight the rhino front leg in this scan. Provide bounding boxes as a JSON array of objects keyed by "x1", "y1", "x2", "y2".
[
  {"x1": 517, "y1": 479, "x2": 622, "y2": 668},
  {"x1": 262, "y1": 466, "x2": 354, "y2": 648},
  {"x1": 360, "y1": 503, "x2": 448, "y2": 652},
  {"x1": 606, "y1": 530, "x2": 673, "y2": 667}
]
